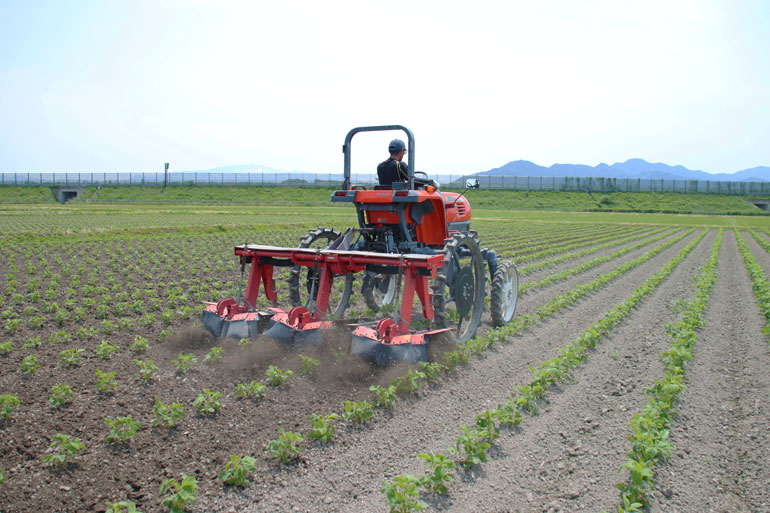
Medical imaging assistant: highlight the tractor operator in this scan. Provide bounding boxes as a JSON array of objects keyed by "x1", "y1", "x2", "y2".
[{"x1": 377, "y1": 139, "x2": 409, "y2": 186}]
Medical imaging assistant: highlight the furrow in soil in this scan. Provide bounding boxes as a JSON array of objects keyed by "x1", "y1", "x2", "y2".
[
  {"x1": 442, "y1": 230, "x2": 716, "y2": 513},
  {"x1": 649, "y1": 230, "x2": 770, "y2": 513}
]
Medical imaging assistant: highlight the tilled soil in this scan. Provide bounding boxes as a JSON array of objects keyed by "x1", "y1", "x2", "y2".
[
  {"x1": 2, "y1": 227, "x2": 769, "y2": 513},
  {"x1": 235, "y1": 229, "x2": 714, "y2": 513},
  {"x1": 649, "y1": 231, "x2": 770, "y2": 513}
]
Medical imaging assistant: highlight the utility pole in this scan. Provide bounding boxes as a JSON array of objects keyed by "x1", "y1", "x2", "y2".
[{"x1": 164, "y1": 163, "x2": 169, "y2": 188}]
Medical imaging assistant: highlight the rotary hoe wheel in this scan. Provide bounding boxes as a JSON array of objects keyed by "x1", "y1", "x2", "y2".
[
  {"x1": 288, "y1": 227, "x2": 353, "y2": 318},
  {"x1": 490, "y1": 259, "x2": 519, "y2": 326},
  {"x1": 431, "y1": 231, "x2": 486, "y2": 343}
]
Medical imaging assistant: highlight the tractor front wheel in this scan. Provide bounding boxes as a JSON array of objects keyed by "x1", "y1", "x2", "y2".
[{"x1": 490, "y1": 259, "x2": 519, "y2": 326}]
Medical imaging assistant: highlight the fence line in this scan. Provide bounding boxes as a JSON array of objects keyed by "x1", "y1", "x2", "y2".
[{"x1": 1, "y1": 172, "x2": 768, "y2": 195}]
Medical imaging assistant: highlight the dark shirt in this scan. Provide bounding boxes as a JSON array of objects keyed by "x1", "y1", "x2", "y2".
[{"x1": 377, "y1": 158, "x2": 409, "y2": 186}]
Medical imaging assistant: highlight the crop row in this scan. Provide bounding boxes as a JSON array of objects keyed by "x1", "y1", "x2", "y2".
[
  {"x1": 497, "y1": 225, "x2": 647, "y2": 263},
  {"x1": 495, "y1": 224, "x2": 641, "y2": 257},
  {"x1": 738, "y1": 232, "x2": 770, "y2": 335},
  {"x1": 520, "y1": 228, "x2": 680, "y2": 294},
  {"x1": 379, "y1": 230, "x2": 709, "y2": 512},
  {"x1": 614, "y1": 230, "x2": 721, "y2": 511},
  {"x1": 0, "y1": 208, "x2": 340, "y2": 237},
  {"x1": 518, "y1": 226, "x2": 668, "y2": 276}
]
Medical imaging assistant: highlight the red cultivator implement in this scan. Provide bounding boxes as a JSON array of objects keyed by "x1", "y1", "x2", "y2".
[{"x1": 203, "y1": 125, "x2": 519, "y2": 365}]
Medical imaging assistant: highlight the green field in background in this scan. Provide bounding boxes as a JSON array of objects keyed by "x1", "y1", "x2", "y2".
[{"x1": 1, "y1": 185, "x2": 769, "y2": 217}]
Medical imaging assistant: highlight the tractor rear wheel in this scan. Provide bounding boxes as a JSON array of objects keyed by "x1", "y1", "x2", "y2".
[
  {"x1": 431, "y1": 231, "x2": 485, "y2": 343},
  {"x1": 490, "y1": 259, "x2": 519, "y2": 326},
  {"x1": 361, "y1": 273, "x2": 397, "y2": 312},
  {"x1": 288, "y1": 227, "x2": 353, "y2": 318}
]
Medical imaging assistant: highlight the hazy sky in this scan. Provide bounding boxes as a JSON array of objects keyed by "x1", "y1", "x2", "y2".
[{"x1": 1, "y1": 0, "x2": 768, "y2": 175}]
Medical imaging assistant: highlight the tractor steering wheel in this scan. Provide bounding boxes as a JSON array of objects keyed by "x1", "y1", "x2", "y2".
[{"x1": 413, "y1": 171, "x2": 437, "y2": 189}]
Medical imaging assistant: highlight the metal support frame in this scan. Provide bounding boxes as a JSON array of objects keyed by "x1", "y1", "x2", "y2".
[{"x1": 220, "y1": 244, "x2": 443, "y2": 340}]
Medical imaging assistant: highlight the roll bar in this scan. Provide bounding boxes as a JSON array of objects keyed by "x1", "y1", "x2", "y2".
[{"x1": 342, "y1": 125, "x2": 415, "y2": 190}]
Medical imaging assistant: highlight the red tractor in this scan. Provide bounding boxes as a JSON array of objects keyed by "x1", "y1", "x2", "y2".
[{"x1": 203, "y1": 125, "x2": 518, "y2": 364}]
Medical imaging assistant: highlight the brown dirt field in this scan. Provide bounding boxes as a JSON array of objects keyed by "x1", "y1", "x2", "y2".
[{"x1": 2, "y1": 227, "x2": 768, "y2": 513}]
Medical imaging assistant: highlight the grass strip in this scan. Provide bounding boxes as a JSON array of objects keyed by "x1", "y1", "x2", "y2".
[
  {"x1": 380, "y1": 230, "x2": 708, "y2": 511},
  {"x1": 614, "y1": 229, "x2": 721, "y2": 512}
]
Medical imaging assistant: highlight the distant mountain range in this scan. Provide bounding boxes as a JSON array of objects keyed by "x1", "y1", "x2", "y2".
[
  {"x1": 176, "y1": 159, "x2": 770, "y2": 182},
  {"x1": 477, "y1": 159, "x2": 770, "y2": 182}
]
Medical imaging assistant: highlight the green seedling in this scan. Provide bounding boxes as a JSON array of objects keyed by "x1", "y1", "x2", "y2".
[
  {"x1": 134, "y1": 359, "x2": 158, "y2": 383},
  {"x1": 43, "y1": 433, "x2": 85, "y2": 467},
  {"x1": 342, "y1": 400, "x2": 373, "y2": 424},
  {"x1": 172, "y1": 353, "x2": 197, "y2": 374},
  {"x1": 95, "y1": 369, "x2": 118, "y2": 393},
  {"x1": 234, "y1": 381, "x2": 266, "y2": 400},
  {"x1": 140, "y1": 313, "x2": 156, "y2": 327},
  {"x1": 417, "y1": 361, "x2": 443, "y2": 382},
  {"x1": 265, "y1": 365, "x2": 293, "y2": 387},
  {"x1": 237, "y1": 337, "x2": 252, "y2": 347},
  {"x1": 308, "y1": 413, "x2": 339, "y2": 443},
  {"x1": 493, "y1": 400, "x2": 522, "y2": 428},
  {"x1": 105, "y1": 501, "x2": 143, "y2": 513},
  {"x1": 105, "y1": 416, "x2": 140, "y2": 444},
  {"x1": 95, "y1": 340, "x2": 120, "y2": 359},
  {"x1": 0, "y1": 341, "x2": 12, "y2": 354},
  {"x1": 370, "y1": 384, "x2": 397, "y2": 409},
  {"x1": 129, "y1": 335, "x2": 149, "y2": 353},
  {"x1": 455, "y1": 425, "x2": 491, "y2": 469},
  {"x1": 218, "y1": 454, "x2": 257, "y2": 488},
  {"x1": 298, "y1": 354, "x2": 320, "y2": 376},
  {"x1": 391, "y1": 369, "x2": 426, "y2": 395},
  {"x1": 0, "y1": 393, "x2": 20, "y2": 419},
  {"x1": 99, "y1": 320, "x2": 117, "y2": 335},
  {"x1": 22, "y1": 336, "x2": 42, "y2": 349},
  {"x1": 151, "y1": 397, "x2": 184, "y2": 428},
  {"x1": 76, "y1": 326, "x2": 97, "y2": 340},
  {"x1": 193, "y1": 389, "x2": 222, "y2": 416},
  {"x1": 265, "y1": 429, "x2": 303, "y2": 464},
  {"x1": 48, "y1": 331, "x2": 71, "y2": 345},
  {"x1": 59, "y1": 347, "x2": 85, "y2": 367},
  {"x1": 159, "y1": 475, "x2": 197, "y2": 513},
  {"x1": 20, "y1": 354, "x2": 40, "y2": 374},
  {"x1": 204, "y1": 346, "x2": 223, "y2": 364},
  {"x1": 475, "y1": 409, "x2": 500, "y2": 442},
  {"x1": 49, "y1": 384, "x2": 74, "y2": 408},
  {"x1": 159, "y1": 328, "x2": 174, "y2": 342},
  {"x1": 617, "y1": 458, "x2": 654, "y2": 506},
  {"x1": 618, "y1": 495, "x2": 645, "y2": 513},
  {"x1": 418, "y1": 451, "x2": 455, "y2": 495},
  {"x1": 381, "y1": 474, "x2": 427, "y2": 513},
  {"x1": 161, "y1": 310, "x2": 174, "y2": 324}
]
